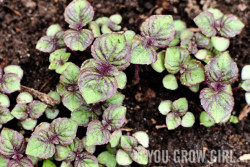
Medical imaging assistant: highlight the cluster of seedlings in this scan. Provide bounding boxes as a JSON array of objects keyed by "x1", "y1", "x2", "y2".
[{"x1": 0, "y1": 0, "x2": 248, "y2": 166}]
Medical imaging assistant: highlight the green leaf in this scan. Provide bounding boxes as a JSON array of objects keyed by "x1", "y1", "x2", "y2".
[
  {"x1": 86, "y1": 120, "x2": 110, "y2": 146},
  {"x1": 115, "y1": 71, "x2": 127, "y2": 89},
  {"x1": 245, "y1": 92, "x2": 250, "y2": 105},
  {"x1": 241, "y1": 80, "x2": 250, "y2": 91},
  {"x1": 211, "y1": 36, "x2": 230, "y2": 51},
  {"x1": 82, "y1": 137, "x2": 96, "y2": 154},
  {"x1": 0, "y1": 93, "x2": 10, "y2": 108},
  {"x1": 89, "y1": 21, "x2": 101, "y2": 37},
  {"x1": 61, "y1": 161, "x2": 73, "y2": 167},
  {"x1": 26, "y1": 130, "x2": 56, "y2": 159},
  {"x1": 140, "y1": 15, "x2": 175, "y2": 48},
  {"x1": 188, "y1": 84, "x2": 200, "y2": 93},
  {"x1": 55, "y1": 145, "x2": 69, "y2": 161},
  {"x1": 131, "y1": 146, "x2": 148, "y2": 165},
  {"x1": 104, "y1": 92, "x2": 125, "y2": 109},
  {"x1": 21, "y1": 118, "x2": 37, "y2": 130},
  {"x1": 71, "y1": 105, "x2": 92, "y2": 127},
  {"x1": 181, "y1": 112, "x2": 195, "y2": 127},
  {"x1": 162, "y1": 74, "x2": 178, "y2": 90},
  {"x1": 194, "y1": 49, "x2": 208, "y2": 60},
  {"x1": 4, "y1": 65, "x2": 23, "y2": 79},
  {"x1": 0, "y1": 107, "x2": 13, "y2": 125},
  {"x1": 151, "y1": 51, "x2": 165, "y2": 73},
  {"x1": 174, "y1": 20, "x2": 186, "y2": 32},
  {"x1": 116, "y1": 149, "x2": 132, "y2": 166},
  {"x1": 229, "y1": 115, "x2": 239, "y2": 124},
  {"x1": 241, "y1": 65, "x2": 250, "y2": 80},
  {"x1": 110, "y1": 14, "x2": 122, "y2": 24},
  {"x1": 158, "y1": 100, "x2": 172, "y2": 115},
  {"x1": 48, "y1": 91, "x2": 61, "y2": 102},
  {"x1": 124, "y1": 30, "x2": 136, "y2": 46},
  {"x1": 172, "y1": 97, "x2": 188, "y2": 114},
  {"x1": 16, "y1": 92, "x2": 33, "y2": 104},
  {"x1": 133, "y1": 131, "x2": 149, "y2": 148},
  {"x1": 131, "y1": 35, "x2": 157, "y2": 65},
  {"x1": 50, "y1": 118, "x2": 78, "y2": 145},
  {"x1": 200, "y1": 111, "x2": 215, "y2": 127},
  {"x1": 46, "y1": 24, "x2": 62, "y2": 36},
  {"x1": 193, "y1": 11, "x2": 216, "y2": 37},
  {"x1": 0, "y1": 155, "x2": 9, "y2": 166},
  {"x1": 98, "y1": 151, "x2": 117, "y2": 167},
  {"x1": 109, "y1": 130, "x2": 122, "y2": 148},
  {"x1": 166, "y1": 112, "x2": 181, "y2": 130},
  {"x1": 219, "y1": 14, "x2": 245, "y2": 38},
  {"x1": 64, "y1": 29, "x2": 94, "y2": 51},
  {"x1": 43, "y1": 159, "x2": 57, "y2": 167},
  {"x1": 180, "y1": 30, "x2": 193, "y2": 41},
  {"x1": 200, "y1": 87, "x2": 234, "y2": 123},
  {"x1": 205, "y1": 52, "x2": 238, "y2": 84},
  {"x1": 164, "y1": 47, "x2": 190, "y2": 74},
  {"x1": 78, "y1": 67, "x2": 118, "y2": 104},
  {"x1": 180, "y1": 59, "x2": 205, "y2": 87}
]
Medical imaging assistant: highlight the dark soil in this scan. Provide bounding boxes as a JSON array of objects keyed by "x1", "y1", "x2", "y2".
[{"x1": 0, "y1": 0, "x2": 249, "y2": 166}]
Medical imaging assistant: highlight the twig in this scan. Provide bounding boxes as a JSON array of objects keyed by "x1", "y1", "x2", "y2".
[
  {"x1": 239, "y1": 105, "x2": 250, "y2": 120},
  {"x1": 189, "y1": 27, "x2": 200, "y2": 32},
  {"x1": 39, "y1": 75, "x2": 54, "y2": 91},
  {"x1": 155, "y1": 124, "x2": 167, "y2": 129},
  {"x1": 121, "y1": 128, "x2": 133, "y2": 132},
  {"x1": 132, "y1": 64, "x2": 140, "y2": 85},
  {"x1": 20, "y1": 85, "x2": 59, "y2": 107}
]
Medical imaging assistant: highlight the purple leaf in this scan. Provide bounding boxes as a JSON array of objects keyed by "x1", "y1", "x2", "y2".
[
  {"x1": 28, "y1": 101, "x2": 47, "y2": 120},
  {"x1": 0, "y1": 73, "x2": 21, "y2": 94},
  {"x1": 0, "y1": 128, "x2": 26, "y2": 159},
  {"x1": 78, "y1": 67, "x2": 118, "y2": 104},
  {"x1": 131, "y1": 146, "x2": 148, "y2": 165},
  {"x1": 92, "y1": 60, "x2": 119, "y2": 77},
  {"x1": 11, "y1": 104, "x2": 27, "y2": 121},
  {"x1": 102, "y1": 106, "x2": 126, "y2": 130},
  {"x1": 49, "y1": 118, "x2": 78, "y2": 146},
  {"x1": 64, "y1": 29, "x2": 94, "y2": 51},
  {"x1": 131, "y1": 35, "x2": 157, "y2": 65},
  {"x1": 205, "y1": 52, "x2": 238, "y2": 84},
  {"x1": 74, "y1": 152, "x2": 98, "y2": 167},
  {"x1": 26, "y1": 130, "x2": 55, "y2": 159},
  {"x1": 194, "y1": 32, "x2": 210, "y2": 48},
  {"x1": 200, "y1": 87, "x2": 234, "y2": 123},
  {"x1": 64, "y1": 0, "x2": 94, "y2": 30},
  {"x1": 8, "y1": 157, "x2": 33, "y2": 167},
  {"x1": 86, "y1": 120, "x2": 110, "y2": 146},
  {"x1": 36, "y1": 36, "x2": 57, "y2": 53},
  {"x1": 91, "y1": 33, "x2": 131, "y2": 71},
  {"x1": 62, "y1": 91, "x2": 84, "y2": 112},
  {"x1": 120, "y1": 136, "x2": 137, "y2": 152},
  {"x1": 140, "y1": 15, "x2": 175, "y2": 48},
  {"x1": 0, "y1": 107, "x2": 13, "y2": 125},
  {"x1": 193, "y1": 11, "x2": 216, "y2": 37},
  {"x1": 219, "y1": 14, "x2": 245, "y2": 38}
]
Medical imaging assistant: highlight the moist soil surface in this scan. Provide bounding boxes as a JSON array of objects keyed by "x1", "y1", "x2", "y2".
[{"x1": 0, "y1": 0, "x2": 249, "y2": 166}]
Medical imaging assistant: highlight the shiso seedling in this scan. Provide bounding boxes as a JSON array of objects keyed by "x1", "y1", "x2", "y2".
[
  {"x1": 11, "y1": 95, "x2": 47, "y2": 130},
  {"x1": 131, "y1": 15, "x2": 175, "y2": 64},
  {"x1": 45, "y1": 91, "x2": 61, "y2": 119},
  {"x1": 158, "y1": 98, "x2": 195, "y2": 130}
]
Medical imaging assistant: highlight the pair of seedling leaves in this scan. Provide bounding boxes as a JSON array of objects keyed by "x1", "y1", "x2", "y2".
[
  {"x1": 159, "y1": 98, "x2": 195, "y2": 130},
  {"x1": 0, "y1": 65, "x2": 23, "y2": 129},
  {"x1": 36, "y1": 0, "x2": 122, "y2": 53},
  {"x1": 240, "y1": 65, "x2": 250, "y2": 105},
  {"x1": 98, "y1": 131, "x2": 149, "y2": 167}
]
